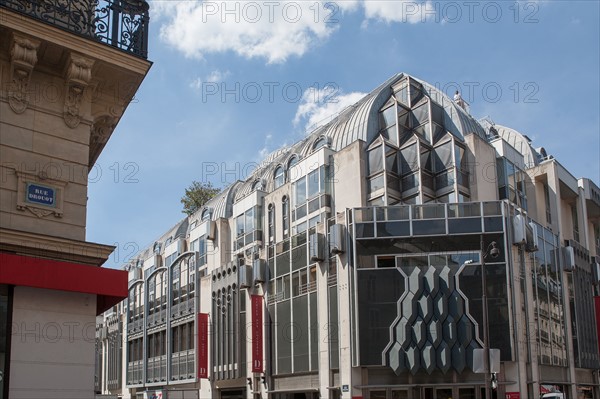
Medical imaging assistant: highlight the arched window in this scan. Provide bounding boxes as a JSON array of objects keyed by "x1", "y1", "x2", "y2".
[
  {"x1": 313, "y1": 137, "x2": 328, "y2": 151},
  {"x1": 268, "y1": 204, "x2": 275, "y2": 243},
  {"x1": 252, "y1": 180, "x2": 263, "y2": 191},
  {"x1": 288, "y1": 155, "x2": 299, "y2": 169},
  {"x1": 286, "y1": 156, "x2": 299, "y2": 181},
  {"x1": 282, "y1": 196, "x2": 289, "y2": 239},
  {"x1": 201, "y1": 208, "x2": 211, "y2": 221},
  {"x1": 274, "y1": 166, "x2": 285, "y2": 189}
]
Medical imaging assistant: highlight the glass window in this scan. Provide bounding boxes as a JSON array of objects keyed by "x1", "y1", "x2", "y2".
[
  {"x1": 411, "y1": 101, "x2": 429, "y2": 126},
  {"x1": 379, "y1": 105, "x2": 396, "y2": 129},
  {"x1": 288, "y1": 156, "x2": 298, "y2": 169},
  {"x1": 421, "y1": 147, "x2": 432, "y2": 174},
  {"x1": 307, "y1": 169, "x2": 320, "y2": 198},
  {"x1": 274, "y1": 166, "x2": 285, "y2": 188},
  {"x1": 400, "y1": 143, "x2": 418, "y2": 175},
  {"x1": 268, "y1": 204, "x2": 275, "y2": 243},
  {"x1": 313, "y1": 137, "x2": 327, "y2": 150},
  {"x1": 236, "y1": 214, "x2": 244, "y2": 236},
  {"x1": 434, "y1": 141, "x2": 453, "y2": 172},
  {"x1": 544, "y1": 184, "x2": 552, "y2": 224},
  {"x1": 295, "y1": 177, "x2": 307, "y2": 205},
  {"x1": 368, "y1": 174, "x2": 385, "y2": 193},
  {"x1": 386, "y1": 148, "x2": 399, "y2": 173},
  {"x1": 397, "y1": 108, "x2": 410, "y2": 128},
  {"x1": 198, "y1": 238, "x2": 207, "y2": 266},
  {"x1": 455, "y1": 144, "x2": 467, "y2": 171},
  {"x1": 396, "y1": 85, "x2": 409, "y2": 106},
  {"x1": 245, "y1": 207, "x2": 255, "y2": 232},
  {"x1": 572, "y1": 205, "x2": 580, "y2": 242},
  {"x1": 282, "y1": 196, "x2": 289, "y2": 238},
  {"x1": 368, "y1": 146, "x2": 384, "y2": 175}
]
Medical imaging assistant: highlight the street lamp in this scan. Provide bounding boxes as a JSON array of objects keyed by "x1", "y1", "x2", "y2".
[{"x1": 481, "y1": 240, "x2": 499, "y2": 399}]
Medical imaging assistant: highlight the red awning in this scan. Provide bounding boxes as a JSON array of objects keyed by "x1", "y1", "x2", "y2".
[{"x1": 0, "y1": 252, "x2": 127, "y2": 314}]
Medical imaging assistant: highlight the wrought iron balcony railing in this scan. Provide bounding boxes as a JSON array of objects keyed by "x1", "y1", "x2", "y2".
[{"x1": 1, "y1": 0, "x2": 149, "y2": 59}]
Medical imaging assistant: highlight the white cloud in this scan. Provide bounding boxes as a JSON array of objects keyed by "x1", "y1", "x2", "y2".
[
  {"x1": 190, "y1": 69, "x2": 231, "y2": 90},
  {"x1": 158, "y1": 1, "x2": 338, "y2": 64},
  {"x1": 294, "y1": 87, "x2": 366, "y2": 132},
  {"x1": 258, "y1": 133, "x2": 274, "y2": 159},
  {"x1": 155, "y1": 1, "x2": 470, "y2": 63},
  {"x1": 361, "y1": 0, "x2": 435, "y2": 24}
]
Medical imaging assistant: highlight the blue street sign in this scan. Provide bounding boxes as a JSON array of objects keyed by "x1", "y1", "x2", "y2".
[{"x1": 26, "y1": 183, "x2": 56, "y2": 207}]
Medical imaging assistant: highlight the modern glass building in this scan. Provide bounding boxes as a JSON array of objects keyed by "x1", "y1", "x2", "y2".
[{"x1": 96, "y1": 73, "x2": 600, "y2": 399}]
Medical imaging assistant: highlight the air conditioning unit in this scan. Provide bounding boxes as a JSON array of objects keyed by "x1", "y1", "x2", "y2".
[
  {"x1": 239, "y1": 265, "x2": 253, "y2": 288},
  {"x1": 329, "y1": 224, "x2": 346, "y2": 254},
  {"x1": 253, "y1": 259, "x2": 267, "y2": 283},
  {"x1": 309, "y1": 233, "x2": 325, "y2": 262},
  {"x1": 562, "y1": 246, "x2": 575, "y2": 271},
  {"x1": 130, "y1": 267, "x2": 142, "y2": 281},
  {"x1": 525, "y1": 222, "x2": 539, "y2": 252},
  {"x1": 512, "y1": 214, "x2": 526, "y2": 246}
]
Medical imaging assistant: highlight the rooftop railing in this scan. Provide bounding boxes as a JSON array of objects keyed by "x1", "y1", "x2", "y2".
[{"x1": 1, "y1": 0, "x2": 149, "y2": 59}]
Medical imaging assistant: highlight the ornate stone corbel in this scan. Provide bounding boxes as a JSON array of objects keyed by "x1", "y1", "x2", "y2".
[
  {"x1": 8, "y1": 34, "x2": 41, "y2": 114},
  {"x1": 63, "y1": 53, "x2": 95, "y2": 128},
  {"x1": 89, "y1": 115, "x2": 117, "y2": 165}
]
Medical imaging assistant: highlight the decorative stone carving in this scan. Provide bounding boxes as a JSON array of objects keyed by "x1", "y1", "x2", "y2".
[
  {"x1": 89, "y1": 115, "x2": 117, "y2": 165},
  {"x1": 91, "y1": 115, "x2": 117, "y2": 145},
  {"x1": 64, "y1": 53, "x2": 95, "y2": 128},
  {"x1": 8, "y1": 34, "x2": 41, "y2": 114}
]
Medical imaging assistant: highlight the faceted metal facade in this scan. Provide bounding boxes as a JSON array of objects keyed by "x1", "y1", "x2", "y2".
[{"x1": 386, "y1": 264, "x2": 482, "y2": 375}]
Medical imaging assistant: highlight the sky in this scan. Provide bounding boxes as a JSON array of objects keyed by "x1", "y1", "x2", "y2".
[{"x1": 87, "y1": 0, "x2": 600, "y2": 269}]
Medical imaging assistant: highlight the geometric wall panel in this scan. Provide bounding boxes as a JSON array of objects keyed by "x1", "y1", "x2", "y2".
[{"x1": 385, "y1": 264, "x2": 482, "y2": 375}]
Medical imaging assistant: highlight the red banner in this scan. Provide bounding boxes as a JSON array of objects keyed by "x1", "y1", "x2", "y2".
[
  {"x1": 251, "y1": 295, "x2": 263, "y2": 373},
  {"x1": 198, "y1": 313, "x2": 209, "y2": 378},
  {"x1": 505, "y1": 393, "x2": 520, "y2": 399},
  {"x1": 595, "y1": 297, "x2": 600, "y2": 350}
]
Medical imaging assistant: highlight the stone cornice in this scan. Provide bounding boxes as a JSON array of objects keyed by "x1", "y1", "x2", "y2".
[{"x1": 0, "y1": 227, "x2": 115, "y2": 266}]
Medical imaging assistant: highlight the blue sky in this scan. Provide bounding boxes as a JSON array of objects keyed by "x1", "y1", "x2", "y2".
[{"x1": 87, "y1": 0, "x2": 600, "y2": 268}]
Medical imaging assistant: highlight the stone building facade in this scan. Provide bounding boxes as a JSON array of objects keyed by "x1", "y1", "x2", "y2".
[{"x1": 0, "y1": 0, "x2": 151, "y2": 397}]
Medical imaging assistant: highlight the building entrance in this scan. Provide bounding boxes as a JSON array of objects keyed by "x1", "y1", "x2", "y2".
[
  {"x1": 221, "y1": 389, "x2": 246, "y2": 399},
  {"x1": 368, "y1": 386, "x2": 480, "y2": 399}
]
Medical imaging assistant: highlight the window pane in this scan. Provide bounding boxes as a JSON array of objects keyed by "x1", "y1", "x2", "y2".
[
  {"x1": 368, "y1": 146, "x2": 384, "y2": 175},
  {"x1": 400, "y1": 144, "x2": 418, "y2": 175},
  {"x1": 380, "y1": 105, "x2": 396, "y2": 128},
  {"x1": 236, "y1": 215, "x2": 244, "y2": 236},
  {"x1": 386, "y1": 149, "x2": 399, "y2": 172},
  {"x1": 246, "y1": 208, "x2": 255, "y2": 232},
  {"x1": 307, "y1": 169, "x2": 319, "y2": 198},
  {"x1": 434, "y1": 141, "x2": 453, "y2": 172},
  {"x1": 295, "y1": 178, "x2": 307, "y2": 205},
  {"x1": 274, "y1": 167, "x2": 284, "y2": 188},
  {"x1": 368, "y1": 174, "x2": 385, "y2": 192},
  {"x1": 412, "y1": 102, "x2": 429, "y2": 126}
]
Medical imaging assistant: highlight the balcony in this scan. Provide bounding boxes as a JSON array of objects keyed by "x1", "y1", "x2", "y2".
[{"x1": 0, "y1": 0, "x2": 149, "y2": 59}]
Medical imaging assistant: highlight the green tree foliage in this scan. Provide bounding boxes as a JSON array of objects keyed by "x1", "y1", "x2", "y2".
[{"x1": 181, "y1": 181, "x2": 220, "y2": 216}]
